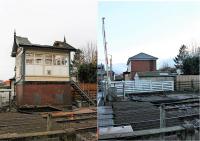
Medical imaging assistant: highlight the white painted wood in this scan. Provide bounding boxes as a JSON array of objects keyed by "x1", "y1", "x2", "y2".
[
  {"x1": 110, "y1": 80, "x2": 174, "y2": 95},
  {"x1": 26, "y1": 65, "x2": 43, "y2": 75},
  {"x1": 24, "y1": 51, "x2": 70, "y2": 79}
]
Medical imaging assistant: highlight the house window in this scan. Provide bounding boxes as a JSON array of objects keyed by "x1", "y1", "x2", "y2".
[
  {"x1": 45, "y1": 54, "x2": 52, "y2": 65},
  {"x1": 35, "y1": 54, "x2": 43, "y2": 64},
  {"x1": 26, "y1": 52, "x2": 34, "y2": 64},
  {"x1": 61, "y1": 56, "x2": 66, "y2": 65},
  {"x1": 53, "y1": 55, "x2": 62, "y2": 65},
  {"x1": 65, "y1": 57, "x2": 68, "y2": 65}
]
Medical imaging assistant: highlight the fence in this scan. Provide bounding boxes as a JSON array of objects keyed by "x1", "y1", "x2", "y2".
[
  {"x1": 109, "y1": 80, "x2": 174, "y2": 96},
  {"x1": 175, "y1": 75, "x2": 199, "y2": 92},
  {"x1": 72, "y1": 83, "x2": 97, "y2": 101},
  {"x1": 0, "y1": 89, "x2": 12, "y2": 108}
]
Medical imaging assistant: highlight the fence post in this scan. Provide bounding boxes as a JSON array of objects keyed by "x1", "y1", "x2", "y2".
[
  {"x1": 160, "y1": 104, "x2": 166, "y2": 140},
  {"x1": 172, "y1": 81, "x2": 174, "y2": 91},
  {"x1": 9, "y1": 91, "x2": 11, "y2": 112},
  {"x1": 104, "y1": 82, "x2": 107, "y2": 104},
  {"x1": 150, "y1": 80, "x2": 152, "y2": 91},
  {"x1": 47, "y1": 113, "x2": 52, "y2": 131},
  {"x1": 0, "y1": 95, "x2": 2, "y2": 108},
  {"x1": 182, "y1": 123, "x2": 195, "y2": 141},
  {"x1": 191, "y1": 80, "x2": 194, "y2": 91},
  {"x1": 123, "y1": 81, "x2": 125, "y2": 100}
]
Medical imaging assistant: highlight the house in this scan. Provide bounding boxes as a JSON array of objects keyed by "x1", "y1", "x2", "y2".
[
  {"x1": 11, "y1": 32, "x2": 76, "y2": 107},
  {"x1": 127, "y1": 52, "x2": 158, "y2": 79},
  {"x1": 134, "y1": 71, "x2": 176, "y2": 81}
]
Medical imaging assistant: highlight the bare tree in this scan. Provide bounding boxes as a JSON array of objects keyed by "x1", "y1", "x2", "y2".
[{"x1": 82, "y1": 42, "x2": 97, "y2": 64}]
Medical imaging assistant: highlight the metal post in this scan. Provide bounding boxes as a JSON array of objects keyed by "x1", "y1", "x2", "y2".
[{"x1": 47, "y1": 113, "x2": 52, "y2": 131}]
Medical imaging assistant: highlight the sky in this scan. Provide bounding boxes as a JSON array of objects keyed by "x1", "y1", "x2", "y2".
[
  {"x1": 98, "y1": 1, "x2": 200, "y2": 74},
  {"x1": 0, "y1": 0, "x2": 96, "y2": 80}
]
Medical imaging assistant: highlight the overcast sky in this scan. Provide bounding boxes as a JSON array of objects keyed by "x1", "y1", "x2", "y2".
[
  {"x1": 98, "y1": 1, "x2": 200, "y2": 74},
  {"x1": 0, "y1": 0, "x2": 96, "y2": 80}
]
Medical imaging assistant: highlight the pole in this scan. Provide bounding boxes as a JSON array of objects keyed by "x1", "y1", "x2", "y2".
[
  {"x1": 102, "y1": 17, "x2": 109, "y2": 103},
  {"x1": 160, "y1": 104, "x2": 166, "y2": 140},
  {"x1": 102, "y1": 17, "x2": 109, "y2": 82}
]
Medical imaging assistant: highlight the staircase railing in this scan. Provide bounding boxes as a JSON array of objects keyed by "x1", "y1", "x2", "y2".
[{"x1": 71, "y1": 81, "x2": 96, "y2": 106}]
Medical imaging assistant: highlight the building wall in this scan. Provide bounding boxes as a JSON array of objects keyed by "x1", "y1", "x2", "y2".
[
  {"x1": 130, "y1": 60, "x2": 156, "y2": 79},
  {"x1": 16, "y1": 82, "x2": 72, "y2": 107}
]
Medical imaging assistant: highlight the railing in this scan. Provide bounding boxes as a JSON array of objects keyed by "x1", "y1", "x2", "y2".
[
  {"x1": 109, "y1": 80, "x2": 174, "y2": 95},
  {"x1": 71, "y1": 81, "x2": 96, "y2": 106}
]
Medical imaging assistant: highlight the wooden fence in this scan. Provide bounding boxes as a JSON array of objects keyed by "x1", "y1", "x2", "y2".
[
  {"x1": 175, "y1": 75, "x2": 199, "y2": 92},
  {"x1": 72, "y1": 83, "x2": 97, "y2": 101},
  {"x1": 109, "y1": 80, "x2": 174, "y2": 96}
]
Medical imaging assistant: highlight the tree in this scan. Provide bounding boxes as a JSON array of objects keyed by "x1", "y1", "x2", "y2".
[
  {"x1": 78, "y1": 63, "x2": 97, "y2": 83},
  {"x1": 71, "y1": 42, "x2": 97, "y2": 83},
  {"x1": 174, "y1": 44, "x2": 189, "y2": 72},
  {"x1": 159, "y1": 62, "x2": 176, "y2": 73},
  {"x1": 174, "y1": 44, "x2": 199, "y2": 75},
  {"x1": 182, "y1": 56, "x2": 199, "y2": 75}
]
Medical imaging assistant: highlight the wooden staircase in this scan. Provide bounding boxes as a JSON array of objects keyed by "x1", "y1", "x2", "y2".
[{"x1": 71, "y1": 81, "x2": 96, "y2": 106}]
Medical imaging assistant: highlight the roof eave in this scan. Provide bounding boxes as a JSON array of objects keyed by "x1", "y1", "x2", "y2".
[{"x1": 19, "y1": 44, "x2": 77, "y2": 52}]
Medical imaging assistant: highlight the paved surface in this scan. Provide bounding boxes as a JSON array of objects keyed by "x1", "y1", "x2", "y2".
[{"x1": 98, "y1": 106, "x2": 114, "y2": 127}]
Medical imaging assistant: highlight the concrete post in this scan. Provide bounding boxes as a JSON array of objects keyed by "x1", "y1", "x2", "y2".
[{"x1": 47, "y1": 113, "x2": 52, "y2": 131}]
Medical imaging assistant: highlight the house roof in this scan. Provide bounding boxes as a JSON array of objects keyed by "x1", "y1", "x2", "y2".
[
  {"x1": 127, "y1": 52, "x2": 158, "y2": 64},
  {"x1": 16, "y1": 36, "x2": 32, "y2": 45},
  {"x1": 135, "y1": 71, "x2": 176, "y2": 77},
  {"x1": 11, "y1": 34, "x2": 76, "y2": 57}
]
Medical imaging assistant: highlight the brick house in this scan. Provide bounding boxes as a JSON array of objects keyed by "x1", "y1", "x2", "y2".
[
  {"x1": 127, "y1": 52, "x2": 158, "y2": 79},
  {"x1": 11, "y1": 32, "x2": 76, "y2": 107}
]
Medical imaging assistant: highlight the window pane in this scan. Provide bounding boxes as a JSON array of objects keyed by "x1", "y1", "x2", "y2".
[
  {"x1": 35, "y1": 54, "x2": 43, "y2": 64},
  {"x1": 26, "y1": 52, "x2": 34, "y2": 64},
  {"x1": 53, "y1": 54, "x2": 62, "y2": 65},
  {"x1": 45, "y1": 54, "x2": 52, "y2": 65}
]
